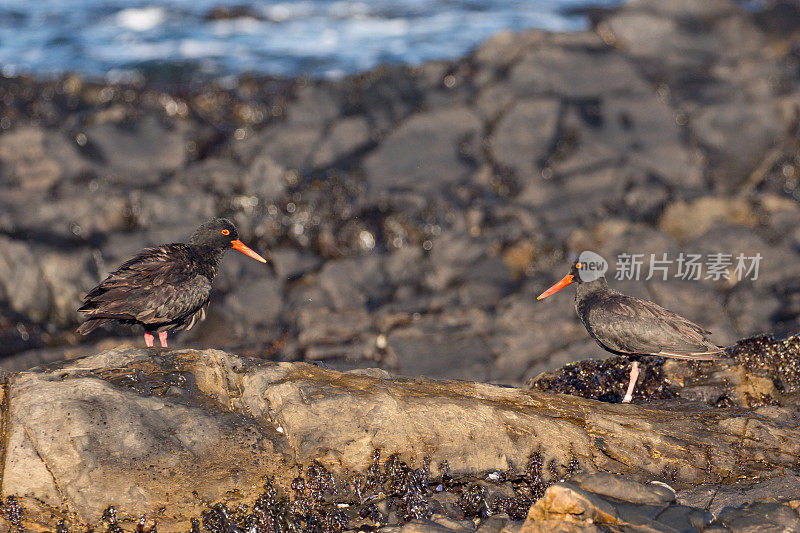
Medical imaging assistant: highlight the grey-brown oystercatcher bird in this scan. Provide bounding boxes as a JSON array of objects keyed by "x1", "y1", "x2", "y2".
[
  {"x1": 537, "y1": 260, "x2": 723, "y2": 402},
  {"x1": 77, "y1": 218, "x2": 272, "y2": 347}
]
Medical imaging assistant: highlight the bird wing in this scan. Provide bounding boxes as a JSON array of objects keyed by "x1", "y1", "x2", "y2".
[
  {"x1": 79, "y1": 245, "x2": 211, "y2": 326},
  {"x1": 583, "y1": 293, "x2": 723, "y2": 359}
]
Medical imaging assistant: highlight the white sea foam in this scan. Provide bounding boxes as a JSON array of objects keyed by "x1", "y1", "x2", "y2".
[
  {"x1": 179, "y1": 39, "x2": 229, "y2": 59},
  {"x1": 212, "y1": 18, "x2": 265, "y2": 37},
  {"x1": 0, "y1": 0, "x2": 621, "y2": 79},
  {"x1": 115, "y1": 6, "x2": 166, "y2": 32},
  {"x1": 267, "y1": 2, "x2": 316, "y2": 22}
]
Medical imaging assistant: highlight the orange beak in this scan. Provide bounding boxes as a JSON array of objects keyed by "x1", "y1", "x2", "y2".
[
  {"x1": 537, "y1": 274, "x2": 574, "y2": 300},
  {"x1": 231, "y1": 239, "x2": 269, "y2": 264}
]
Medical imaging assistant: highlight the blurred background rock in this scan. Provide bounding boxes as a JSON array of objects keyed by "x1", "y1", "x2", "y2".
[{"x1": 1, "y1": 0, "x2": 800, "y2": 384}]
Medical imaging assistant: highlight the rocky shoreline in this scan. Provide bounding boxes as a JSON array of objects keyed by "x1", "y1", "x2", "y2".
[
  {"x1": 3, "y1": 0, "x2": 800, "y2": 530},
  {"x1": 1, "y1": 338, "x2": 800, "y2": 532},
  {"x1": 2, "y1": 0, "x2": 800, "y2": 382}
]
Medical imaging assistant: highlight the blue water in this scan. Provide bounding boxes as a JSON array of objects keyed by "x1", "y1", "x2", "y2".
[{"x1": 0, "y1": 0, "x2": 620, "y2": 80}]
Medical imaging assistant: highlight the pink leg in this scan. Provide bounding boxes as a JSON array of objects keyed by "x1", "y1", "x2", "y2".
[
  {"x1": 144, "y1": 332, "x2": 154, "y2": 347},
  {"x1": 158, "y1": 331, "x2": 168, "y2": 348},
  {"x1": 622, "y1": 360, "x2": 639, "y2": 403}
]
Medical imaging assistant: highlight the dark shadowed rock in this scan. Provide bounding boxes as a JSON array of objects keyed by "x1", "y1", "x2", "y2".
[
  {"x1": 177, "y1": 158, "x2": 247, "y2": 195},
  {"x1": 0, "y1": 306, "x2": 47, "y2": 359},
  {"x1": 296, "y1": 307, "x2": 371, "y2": 351},
  {"x1": 363, "y1": 106, "x2": 481, "y2": 196},
  {"x1": 38, "y1": 247, "x2": 100, "y2": 326},
  {"x1": 600, "y1": 0, "x2": 789, "y2": 191},
  {"x1": 522, "y1": 473, "x2": 710, "y2": 532},
  {"x1": 713, "y1": 501, "x2": 800, "y2": 532},
  {"x1": 235, "y1": 121, "x2": 322, "y2": 170},
  {"x1": 133, "y1": 190, "x2": 217, "y2": 230},
  {"x1": 311, "y1": 115, "x2": 372, "y2": 168},
  {"x1": 271, "y1": 247, "x2": 323, "y2": 279},
  {"x1": 693, "y1": 101, "x2": 784, "y2": 189},
  {"x1": 490, "y1": 99, "x2": 559, "y2": 177},
  {"x1": 2, "y1": 187, "x2": 130, "y2": 244},
  {"x1": 678, "y1": 473, "x2": 800, "y2": 516},
  {"x1": 316, "y1": 254, "x2": 390, "y2": 310},
  {"x1": 0, "y1": 236, "x2": 50, "y2": 322},
  {"x1": 387, "y1": 313, "x2": 493, "y2": 380},
  {"x1": 203, "y1": 4, "x2": 265, "y2": 21},
  {"x1": 471, "y1": 30, "x2": 547, "y2": 82},
  {"x1": 507, "y1": 35, "x2": 649, "y2": 99},
  {"x1": 285, "y1": 83, "x2": 342, "y2": 129},
  {"x1": 600, "y1": 0, "x2": 758, "y2": 75},
  {"x1": 217, "y1": 275, "x2": 283, "y2": 335},
  {"x1": 82, "y1": 115, "x2": 189, "y2": 180},
  {"x1": 0, "y1": 126, "x2": 66, "y2": 190},
  {"x1": 387, "y1": 516, "x2": 477, "y2": 532}
]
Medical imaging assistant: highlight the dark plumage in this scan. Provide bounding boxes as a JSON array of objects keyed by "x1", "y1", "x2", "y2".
[
  {"x1": 538, "y1": 261, "x2": 723, "y2": 402},
  {"x1": 77, "y1": 218, "x2": 271, "y2": 347}
]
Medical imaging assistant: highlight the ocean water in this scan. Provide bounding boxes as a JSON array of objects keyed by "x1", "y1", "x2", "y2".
[{"x1": 0, "y1": 0, "x2": 620, "y2": 80}]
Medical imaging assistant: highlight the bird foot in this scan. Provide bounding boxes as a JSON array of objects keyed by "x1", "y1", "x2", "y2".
[
  {"x1": 144, "y1": 332, "x2": 154, "y2": 347},
  {"x1": 158, "y1": 331, "x2": 168, "y2": 348},
  {"x1": 622, "y1": 361, "x2": 639, "y2": 404}
]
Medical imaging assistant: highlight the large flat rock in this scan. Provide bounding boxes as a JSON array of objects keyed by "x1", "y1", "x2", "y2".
[{"x1": 3, "y1": 348, "x2": 800, "y2": 530}]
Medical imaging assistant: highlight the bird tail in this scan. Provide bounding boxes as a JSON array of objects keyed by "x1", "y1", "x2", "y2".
[
  {"x1": 76, "y1": 319, "x2": 112, "y2": 335},
  {"x1": 657, "y1": 348, "x2": 725, "y2": 361}
]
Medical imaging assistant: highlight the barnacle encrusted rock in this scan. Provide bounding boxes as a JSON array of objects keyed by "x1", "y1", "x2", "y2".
[{"x1": 2, "y1": 347, "x2": 800, "y2": 530}]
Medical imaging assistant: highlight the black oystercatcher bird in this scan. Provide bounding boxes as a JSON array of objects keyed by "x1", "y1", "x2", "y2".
[
  {"x1": 77, "y1": 218, "x2": 272, "y2": 347},
  {"x1": 537, "y1": 261, "x2": 723, "y2": 403}
]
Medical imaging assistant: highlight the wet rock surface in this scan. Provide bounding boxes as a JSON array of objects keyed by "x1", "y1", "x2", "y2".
[
  {"x1": 0, "y1": 346, "x2": 799, "y2": 532},
  {"x1": 518, "y1": 472, "x2": 800, "y2": 533},
  {"x1": 2, "y1": 0, "x2": 800, "y2": 383}
]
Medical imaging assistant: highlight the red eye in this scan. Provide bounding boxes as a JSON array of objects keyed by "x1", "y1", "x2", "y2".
[{"x1": 221, "y1": 229, "x2": 230, "y2": 236}]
